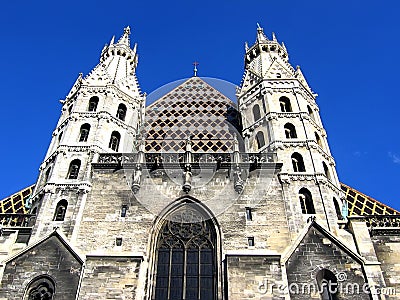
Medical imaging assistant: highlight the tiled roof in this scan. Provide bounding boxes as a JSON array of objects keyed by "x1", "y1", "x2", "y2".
[
  {"x1": 341, "y1": 182, "x2": 399, "y2": 216},
  {"x1": 0, "y1": 185, "x2": 34, "y2": 214},
  {"x1": 144, "y1": 77, "x2": 240, "y2": 153}
]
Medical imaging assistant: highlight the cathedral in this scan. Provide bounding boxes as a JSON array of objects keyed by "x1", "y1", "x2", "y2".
[{"x1": 0, "y1": 25, "x2": 399, "y2": 300}]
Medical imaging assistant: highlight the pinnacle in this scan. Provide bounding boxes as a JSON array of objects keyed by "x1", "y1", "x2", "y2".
[{"x1": 117, "y1": 26, "x2": 131, "y2": 47}]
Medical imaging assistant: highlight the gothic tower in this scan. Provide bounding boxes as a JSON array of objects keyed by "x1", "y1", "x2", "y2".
[
  {"x1": 29, "y1": 27, "x2": 145, "y2": 240},
  {"x1": 237, "y1": 25, "x2": 345, "y2": 234}
]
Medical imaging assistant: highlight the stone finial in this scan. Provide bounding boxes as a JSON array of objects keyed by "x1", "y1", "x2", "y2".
[
  {"x1": 245, "y1": 41, "x2": 249, "y2": 52},
  {"x1": 256, "y1": 23, "x2": 268, "y2": 42},
  {"x1": 117, "y1": 26, "x2": 131, "y2": 46},
  {"x1": 272, "y1": 32, "x2": 277, "y2": 42}
]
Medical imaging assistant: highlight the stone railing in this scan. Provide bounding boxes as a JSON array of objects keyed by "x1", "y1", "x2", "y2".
[
  {"x1": 98, "y1": 152, "x2": 277, "y2": 165},
  {"x1": 0, "y1": 214, "x2": 36, "y2": 228},
  {"x1": 364, "y1": 215, "x2": 400, "y2": 228}
]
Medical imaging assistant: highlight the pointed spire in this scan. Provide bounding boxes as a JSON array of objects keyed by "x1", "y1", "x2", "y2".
[
  {"x1": 117, "y1": 26, "x2": 131, "y2": 46},
  {"x1": 245, "y1": 41, "x2": 249, "y2": 51},
  {"x1": 272, "y1": 32, "x2": 277, "y2": 42},
  {"x1": 110, "y1": 35, "x2": 115, "y2": 45},
  {"x1": 256, "y1": 23, "x2": 268, "y2": 42},
  {"x1": 281, "y1": 41, "x2": 287, "y2": 52}
]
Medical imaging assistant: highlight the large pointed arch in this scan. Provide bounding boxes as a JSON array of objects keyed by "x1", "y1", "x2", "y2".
[{"x1": 148, "y1": 197, "x2": 222, "y2": 300}]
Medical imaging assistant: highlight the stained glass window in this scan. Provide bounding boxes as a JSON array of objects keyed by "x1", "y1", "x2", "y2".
[{"x1": 154, "y1": 207, "x2": 216, "y2": 300}]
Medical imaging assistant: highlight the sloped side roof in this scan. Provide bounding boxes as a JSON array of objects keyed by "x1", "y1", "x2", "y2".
[
  {"x1": 341, "y1": 182, "x2": 399, "y2": 216},
  {"x1": 0, "y1": 185, "x2": 33, "y2": 214},
  {"x1": 144, "y1": 77, "x2": 240, "y2": 153}
]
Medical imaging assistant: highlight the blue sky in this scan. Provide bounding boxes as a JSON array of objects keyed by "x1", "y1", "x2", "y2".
[{"x1": 0, "y1": 0, "x2": 399, "y2": 211}]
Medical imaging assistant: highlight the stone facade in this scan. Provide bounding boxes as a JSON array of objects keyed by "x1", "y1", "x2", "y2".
[{"x1": 0, "y1": 25, "x2": 399, "y2": 300}]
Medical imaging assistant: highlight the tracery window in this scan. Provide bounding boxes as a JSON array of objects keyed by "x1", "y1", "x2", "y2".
[
  {"x1": 109, "y1": 131, "x2": 121, "y2": 151},
  {"x1": 116, "y1": 103, "x2": 127, "y2": 121},
  {"x1": 291, "y1": 152, "x2": 306, "y2": 172},
  {"x1": 279, "y1": 96, "x2": 292, "y2": 112},
  {"x1": 79, "y1": 124, "x2": 90, "y2": 142},
  {"x1": 299, "y1": 188, "x2": 315, "y2": 214},
  {"x1": 154, "y1": 207, "x2": 216, "y2": 300},
  {"x1": 67, "y1": 159, "x2": 81, "y2": 179},
  {"x1": 88, "y1": 96, "x2": 99, "y2": 112},
  {"x1": 25, "y1": 276, "x2": 55, "y2": 300},
  {"x1": 54, "y1": 200, "x2": 68, "y2": 221},
  {"x1": 284, "y1": 123, "x2": 297, "y2": 139}
]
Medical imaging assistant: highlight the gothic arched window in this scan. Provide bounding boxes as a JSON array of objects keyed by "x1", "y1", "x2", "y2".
[
  {"x1": 323, "y1": 162, "x2": 330, "y2": 180},
  {"x1": 88, "y1": 96, "x2": 99, "y2": 112},
  {"x1": 255, "y1": 131, "x2": 265, "y2": 150},
  {"x1": 307, "y1": 105, "x2": 315, "y2": 120},
  {"x1": 109, "y1": 131, "x2": 121, "y2": 151},
  {"x1": 252, "y1": 104, "x2": 261, "y2": 122},
  {"x1": 67, "y1": 159, "x2": 81, "y2": 179},
  {"x1": 116, "y1": 103, "x2": 127, "y2": 121},
  {"x1": 315, "y1": 132, "x2": 322, "y2": 147},
  {"x1": 79, "y1": 123, "x2": 91, "y2": 142},
  {"x1": 44, "y1": 167, "x2": 51, "y2": 182},
  {"x1": 279, "y1": 96, "x2": 292, "y2": 112},
  {"x1": 54, "y1": 200, "x2": 68, "y2": 221},
  {"x1": 154, "y1": 207, "x2": 217, "y2": 300},
  {"x1": 25, "y1": 276, "x2": 55, "y2": 300},
  {"x1": 299, "y1": 188, "x2": 315, "y2": 214},
  {"x1": 284, "y1": 123, "x2": 297, "y2": 139},
  {"x1": 333, "y1": 197, "x2": 343, "y2": 220},
  {"x1": 291, "y1": 153, "x2": 305, "y2": 172},
  {"x1": 316, "y1": 269, "x2": 338, "y2": 300}
]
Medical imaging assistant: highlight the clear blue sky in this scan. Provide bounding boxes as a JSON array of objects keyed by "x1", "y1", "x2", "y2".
[{"x1": 0, "y1": 1, "x2": 399, "y2": 211}]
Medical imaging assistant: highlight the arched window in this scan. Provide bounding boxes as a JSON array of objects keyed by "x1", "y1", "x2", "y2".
[
  {"x1": 255, "y1": 131, "x2": 265, "y2": 149},
  {"x1": 116, "y1": 103, "x2": 127, "y2": 121},
  {"x1": 291, "y1": 153, "x2": 306, "y2": 172},
  {"x1": 88, "y1": 96, "x2": 99, "y2": 112},
  {"x1": 333, "y1": 197, "x2": 343, "y2": 220},
  {"x1": 79, "y1": 123, "x2": 91, "y2": 142},
  {"x1": 58, "y1": 132, "x2": 63, "y2": 143},
  {"x1": 315, "y1": 132, "x2": 322, "y2": 147},
  {"x1": 299, "y1": 188, "x2": 315, "y2": 214},
  {"x1": 323, "y1": 162, "x2": 331, "y2": 180},
  {"x1": 307, "y1": 105, "x2": 315, "y2": 120},
  {"x1": 252, "y1": 104, "x2": 261, "y2": 122},
  {"x1": 54, "y1": 200, "x2": 68, "y2": 221},
  {"x1": 316, "y1": 269, "x2": 338, "y2": 300},
  {"x1": 44, "y1": 167, "x2": 51, "y2": 182},
  {"x1": 67, "y1": 159, "x2": 81, "y2": 179},
  {"x1": 154, "y1": 205, "x2": 217, "y2": 299},
  {"x1": 109, "y1": 131, "x2": 121, "y2": 151},
  {"x1": 284, "y1": 123, "x2": 297, "y2": 138},
  {"x1": 279, "y1": 96, "x2": 292, "y2": 112},
  {"x1": 25, "y1": 275, "x2": 55, "y2": 300}
]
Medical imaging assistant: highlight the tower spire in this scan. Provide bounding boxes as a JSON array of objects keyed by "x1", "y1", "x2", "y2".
[
  {"x1": 117, "y1": 26, "x2": 131, "y2": 46},
  {"x1": 256, "y1": 23, "x2": 268, "y2": 42}
]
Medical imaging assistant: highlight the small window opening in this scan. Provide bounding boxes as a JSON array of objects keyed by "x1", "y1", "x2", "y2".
[
  {"x1": 245, "y1": 207, "x2": 252, "y2": 221},
  {"x1": 79, "y1": 123, "x2": 91, "y2": 142},
  {"x1": 109, "y1": 131, "x2": 121, "y2": 151},
  {"x1": 248, "y1": 237, "x2": 255, "y2": 247},
  {"x1": 255, "y1": 131, "x2": 265, "y2": 149},
  {"x1": 68, "y1": 105, "x2": 73, "y2": 114},
  {"x1": 121, "y1": 205, "x2": 128, "y2": 217},
  {"x1": 299, "y1": 188, "x2": 315, "y2": 214},
  {"x1": 88, "y1": 96, "x2": 99, "y2": 112},
  {"x1": 252, "y1": 104, "x2": 261, "y2": 122},
  {"x1": 291, "y1": 153, "x2": 306, "y2": 172},
  {"x1": 307, "y1": 105, "x2": 315, "y2": 120},
  {"x1": 279, "y1": 96, "x2": 292, "y2": 112},
  {"x1": 67, "y1": 159, "x2": 81, "y2": 179},
  {"x1": 333, "y1": 197, "x2": 343, "y2": 220},
  {"x1": 315, "y1": 132, "x2": 322, "y2": 147},
  {"x1": 116, "y1": 237, "x2": 123, "y2": 246},
  {"x1": 323, "y1": 162, "x2": 331, "y2": 180},
  {"x1": 44, "y1": 167, "x2": 51, "y2": 182},
  {"x1": 116, "y1": 103, "x2": 127, "y2": 121},
  {"x1": 284, "y1": 123, "x2": 297, "y2": 139},
  {"x1": 54, "y1": 200, "x2": 68, "y2": 221}
]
